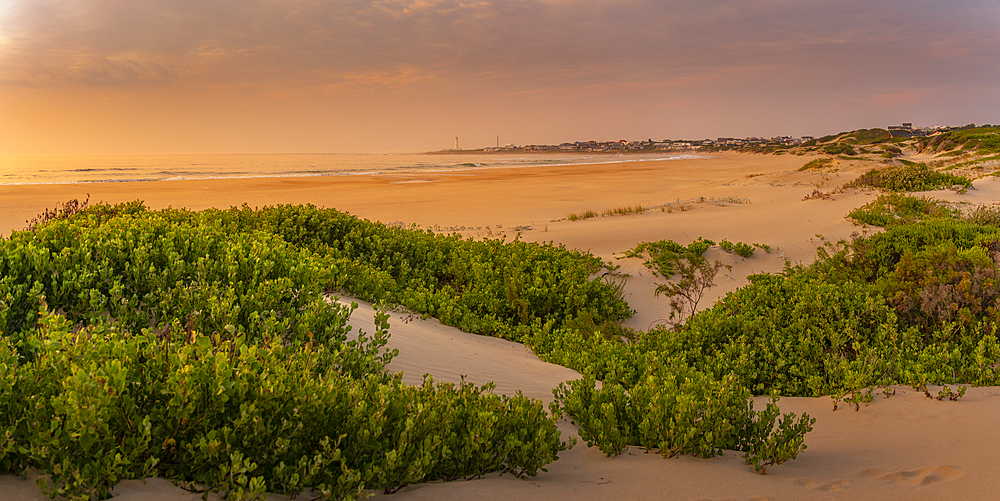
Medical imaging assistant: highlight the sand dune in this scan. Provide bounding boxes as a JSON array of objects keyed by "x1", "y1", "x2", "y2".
[
  {"x1": 3, "y1": 153, "x2": 999, "y2": 499},
  {"x1": 337, "y1": 297, "x2": 580, "y2": 405}
]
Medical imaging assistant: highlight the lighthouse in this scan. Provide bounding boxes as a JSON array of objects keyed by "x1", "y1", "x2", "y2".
[{"x1": 455, "y1": 136, "x2": 459, "y2": 150}]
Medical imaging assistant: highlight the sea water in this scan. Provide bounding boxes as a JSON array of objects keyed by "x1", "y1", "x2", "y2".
[{"x1": 0, "y1": 152, "x2": 701, "y2": 185}]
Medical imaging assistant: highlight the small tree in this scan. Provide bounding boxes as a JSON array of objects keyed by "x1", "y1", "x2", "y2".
[{"x1": 655, "y1": 255, "x2": 724, "y2": 326}]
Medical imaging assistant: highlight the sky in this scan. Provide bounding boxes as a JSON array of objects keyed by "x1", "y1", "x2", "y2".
[{"x1": 1, "y1": 0, "x2": 998, "y2": 154}]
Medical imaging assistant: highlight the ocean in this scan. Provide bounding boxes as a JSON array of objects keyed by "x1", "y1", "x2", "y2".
[{"x1": 0, "y1": 152, "x2": 700, "y2": 185}]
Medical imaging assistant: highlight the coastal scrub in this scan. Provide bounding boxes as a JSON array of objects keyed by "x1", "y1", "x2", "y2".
[{"x1": 0, "y1": 204, "x2": 575, "y2": 499}]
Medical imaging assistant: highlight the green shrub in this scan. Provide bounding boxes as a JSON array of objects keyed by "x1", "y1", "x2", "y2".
[
  {"x1": 846, "y1": 163, "x2": 972, "y2": 192},
  {"x1": 847, "y1": 194, "x2": 959, "y2": 227},
  {"x1": 0, "y1": 204, "x2": 587, "y2": 498},
  {"x1": 548, "y1": 237, "x2": 815, "y2": 467},
  {"x1": 965, "y1": 205, "x2": 1000, "y2": 227},
  {"x1": 1, "y1": 212, "x2": 350, "y2": 353},
  {"x1": 28, "y1": 199, "x2": 1000, "y2": 484},
  {"x1": 556, "y1": 371, "x2": 813, "y2": 469},
  {"x1": 798, "y1": 157, "x2": 833, "y2": 171},
  {"x1": 555, "y1": 218, "x2": 1000, "y2": 465},
  {"x1": 131, "y1": 204, "x2": 635, "y2": 344},
  {"x1": 1, "y1": 313, "x2": 566, "y2": 500},
  {"x1": 654, "y1": 255, "x2": 724, "y2": 325},
  {"x1": 823, "y1": 144, "x2": 856, "y2": 156},
  {"x1": 880, "y1": 145, "x2": 903, "y2": 158},
  {"x1": 849, "y1": 128, "x2": 892, "y2": 144},
  {"x1": 620, "y1": 238, "x2": 714, "y2": 279},
  {"x1": 719, "y1": 239, "x2": 755, "y2": 258},
  {"x1": 918, "y1": 126, "x2": 1000, "y2": 155},
  {"x1": 885, "y1": 242, "x2": 999, "y2": 329}
]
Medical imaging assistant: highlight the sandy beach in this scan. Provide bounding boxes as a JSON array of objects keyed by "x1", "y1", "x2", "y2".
[{"x1": 4, "y1": 152, "x2": 999, "y2": 500}]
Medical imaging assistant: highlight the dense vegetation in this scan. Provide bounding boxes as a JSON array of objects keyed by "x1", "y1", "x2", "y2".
[
  {"x1": 151, "y1": 204, "x2": 633, "y2": 343},
  {"x1": 840, "y1": 128, "x2": 893, "y2": 144},
  {"x1": 659, "y1": 217, "x2": 1000, "y2": 397},
  {"x1": 551, "y1": 208, "x2": 1000, "y2": 463},
  {"x1": 719, "y1": 128, "x2": 900, "y2": 155},
  {"x1": 718, "y1": 126, "x2": 1000, "y2": 160},
  {"x1": 846, "y1": 162, "x2": 972, "y2": 192},
  {"x1": 847, "y1": 193, "x2": 959, "y2": 227},
  {"x1": 533, "y1": 130, "x2": 1000, "y2": 466},
  {"x1": 9, "y1": 186, "x2": 1000, "y2": 496},
  {"x1": 0, "y1": 201, "x2": 825, "y2": 498},
  {"x1": 2, "y1": 317, "x2": 563, "y2": 500},
  {"x1": 917, "y1": 125, "x2": 1000, "y2": 155},
  {"x1": 538, "y1": 238, "x2": 816, "y2": 473},
  {"x1": 1, "y1": 203, "x2": 624, "y2": 499},
  {"x1": 823, "y1": 144, "x2": 857, "y2": 156},
  {"x1": 798, "y1": 157, "x2": 834, "y2": 171}
]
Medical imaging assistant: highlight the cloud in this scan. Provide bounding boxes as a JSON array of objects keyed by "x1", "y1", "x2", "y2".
[
  {"x1": 3, "y1": 0, "x2": 997, "y2": 93},
  {"x1": 1, "y1": 0, "x2": 997, "y2": 153}
]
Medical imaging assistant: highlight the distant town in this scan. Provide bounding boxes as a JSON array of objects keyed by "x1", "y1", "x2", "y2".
[{"x1": 446, "y1": 123, "x2": 970, "y2": 153}]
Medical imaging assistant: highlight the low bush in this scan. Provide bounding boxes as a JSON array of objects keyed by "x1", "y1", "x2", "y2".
[
  {"x1": 22, "y1": 198, "x2": 1000, "y2": 486},
  {"x1": 823, "y1": 144, "x2": 856, "y2": 156},
  {"x1": 798, "y1": 158, "x2": 833, "y2": 171},
  {"x1": 846, "y1": 163, "x2": 972, "y2": 192},
  {"x1": 545, "y1": 237, "x2": 815, "y2": 467},
  {"x1": 153, "y1": 204, "x2": 633, "y2": 344},
  {"x1": 552, "y1": 218, "x2": 1000, "y2": 463},
  {"x1": 0, "y1": 203, "x2": 592, "y2": 498},
  {"x1": 556, "y1": 371, "x2": 813, "y2": 473},
  {"x1": 965, "y1": 205, "x2": 1000, "y2": 227},
  {"x1": 0, "y1": 313, "x2": 564, "y2": 500},
  {"x1": 620, "y1": 238, "x2": 714, "y2": 279},
  {"x1": 719, "y1": 239, "x2": 755, "y2": 258},
  {"x1": 918, "y1": 126, "x2": 1000, "y2": 155},
  {"x1": 849, "y1": 128, "x2": 892, "y2": 144},
  {"x1": 880, "y1": 145, "x2": 903, "y2": 158},
  {"x1": 847, "y1": 193, "x2": 959, "y2": 227}
]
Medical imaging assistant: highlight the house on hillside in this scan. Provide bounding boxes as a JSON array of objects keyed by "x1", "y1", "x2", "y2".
[{"x1": 888, "y1": 124, "x2": 913, "y2": 138}]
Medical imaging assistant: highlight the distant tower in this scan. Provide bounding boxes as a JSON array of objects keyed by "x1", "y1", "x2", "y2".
[
  {"x1": 455, "y1": 136, "x2": 459, "y2": 150},
  {"x1": 497, "y1": 136, "x2": 500, "y2": 148}
]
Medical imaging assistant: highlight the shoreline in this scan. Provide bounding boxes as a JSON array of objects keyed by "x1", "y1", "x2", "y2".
[
  {"x1": 0, "y1": 152, "x2": 699, "y2": 188},
  {"x1": 0, "y1": 152, "x2": 751, "y2": 238}
]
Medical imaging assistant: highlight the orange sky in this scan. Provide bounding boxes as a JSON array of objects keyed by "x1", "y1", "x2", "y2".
[{"x1": 1, "y1": 0, "x2": 998, "y2": 154}]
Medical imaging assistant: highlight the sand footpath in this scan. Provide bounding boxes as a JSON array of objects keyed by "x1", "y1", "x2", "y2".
[{"x1": 3, "y1": 152, "x2": 999, "y2": 499}]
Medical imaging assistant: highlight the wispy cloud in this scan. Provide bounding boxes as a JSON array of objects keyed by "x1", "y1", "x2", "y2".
[
  {"x1": 1, "y1": 0, "x2": 998, "y2": 152},
  {"x1": 4, "y1": 0, "x2": 997, "y2": 90}
]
